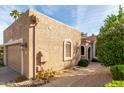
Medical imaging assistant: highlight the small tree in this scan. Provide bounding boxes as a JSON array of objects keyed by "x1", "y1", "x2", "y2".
[
  {"x1": 10, "y1": 9, "x2": 23, "y2": 20},
  {"x1": 97, "y1": 6, "x2": 124, "y2": 66},
  {"x1": 81, "y1": 32, "x2": 85, "y2": 36}
]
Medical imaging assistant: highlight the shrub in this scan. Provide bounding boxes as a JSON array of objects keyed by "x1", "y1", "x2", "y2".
[
  {"x1": 110, "y1": 65, "x2": 124, "y2": 80},
  {"x1": 0, "y1": 62, "x2": 4, "y2": 67},
  {"x1": 36, "y1": 69, "x2": 56, "y2": 81},
  {"x1": 15, "y1": 76, "x2": 27, "y2": 82},
  {"x1": 97, "y1": 6, "x2": 124, "y2": 66},
  {"x1": 77, "y1": 59, "x2": 89, "y2": 67},
  {"x1": 0, "y1": 46, "x2": 3, "y2": 67},
  {"x1": 91, "y1": 58, "x2": 99, "y2": 62},
  {"x1": 105, "y1": 81, "x2": 124, "y2": 87}
]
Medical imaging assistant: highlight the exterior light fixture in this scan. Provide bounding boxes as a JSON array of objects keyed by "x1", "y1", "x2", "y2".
[
  {"x1": 20, "y1": 42, "x2": 27, "y2": 49},
  {"x1": 31, "y1": 15, "x2": 40, "y2": 24}
]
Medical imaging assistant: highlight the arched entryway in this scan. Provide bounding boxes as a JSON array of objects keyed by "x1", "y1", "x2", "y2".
[
  {"x1": 88, "y1": 47, "x2": 91, "y2": 60},
  {"x1": 81, "y1": 46, "x2": 85, "y2": 55}
]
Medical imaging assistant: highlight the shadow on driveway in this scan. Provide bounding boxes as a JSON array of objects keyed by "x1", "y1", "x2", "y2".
[{"x1": 0, "y1": 67, "x2": 20, "y2": 85}]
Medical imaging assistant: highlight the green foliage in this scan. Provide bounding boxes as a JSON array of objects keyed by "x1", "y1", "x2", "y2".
[
  {"x1": 91, "y1": 58, "x2": 99, "y2": 62},
  {"x1": 36, "y1": 69, "x2": 56, "y2": 81},
  {"x1": 0, "y1": 46, "x2": 4, "y2": 67},
  {"x1": 0, "y1": 62, "x2": 4, "y2": 67},
  {"x1": 110, "y1": 65, "x2": 124, "y2": 80},
  {"x1": 77, "y1": 59, "x2": 89, "y2": 67},
  {"x1": 105, "y1": 80, "x2": 124, "y2": 87},
  {"x1": 81, "y1": 32, "x2": 84, "y2": 36},
  {"x1": 97, "y1": 6, "x2": 124, "y2": 66},
  {"x1": 10, "y1": 9, "x2": 23, "y2": 20}
]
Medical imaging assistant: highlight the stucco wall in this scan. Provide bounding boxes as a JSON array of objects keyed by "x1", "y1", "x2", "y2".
[
  {"x1": 4, "y1": 9, "x2": 81, "y2": 78},
  {"x1": 4, "y1": 10, "x2": 31, "y2": 78},
  {"x1": 28, "y1": 9, "x2": 81, "y2": 73}
]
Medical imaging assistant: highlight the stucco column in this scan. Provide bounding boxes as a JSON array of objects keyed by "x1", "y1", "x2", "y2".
[
  {"x1": 20, "y1": 46, "x2": 24, "y2": 75},
  {"x1": 93, "y1": 41, "x2": 96, "y2": 58},
  {"x1": 3, "y1": 46, "x2": 7, "y2": 65},
  {"x1": 90, "y1": 45, "x2": 93, "y2": 60}
]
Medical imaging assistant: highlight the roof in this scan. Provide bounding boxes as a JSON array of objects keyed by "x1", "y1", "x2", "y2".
[{"x1": 81, "y1": 36, "x2": 96, "y2": 43}]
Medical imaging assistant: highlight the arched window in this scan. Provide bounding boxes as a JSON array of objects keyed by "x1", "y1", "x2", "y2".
[
  {"x1": 64, "y1": 39, "x2": 73, "y2": 61},
  {"x1": 81, "y1": 46, "x2": 85, "y2": 55}
]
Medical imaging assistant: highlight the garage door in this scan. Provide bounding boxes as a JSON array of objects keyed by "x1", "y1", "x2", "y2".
[{"x1": 7, "y1": 44, "x2": 21, "y2": 73}]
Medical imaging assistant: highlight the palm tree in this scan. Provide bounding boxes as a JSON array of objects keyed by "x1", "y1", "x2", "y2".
[{"x1": 10, "y1": 9, "x2": 22, "y2": 20}]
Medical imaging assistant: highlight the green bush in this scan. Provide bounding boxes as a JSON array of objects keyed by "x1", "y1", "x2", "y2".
[
  {"x1": 111, "y1": 65, "x2": 124, "y2": 80},
  {"x1": 105, "y1": 81, "x2": 124, "y2": 87},
  {"x1": 77, "y1": 59, "x2": 89, "y2": 67},
  {"x1": 92, "y1": 58, "x2": 99, "y2": 62},
  {"x1": 0, "y1": 62, "x2": 4, "y2": 67},
  {"x1": 97, "y1": 6, "x2": 124, "y2": 66},
  {"x1": 0, "y1": 46, "x2": 3, "y2": 67}
]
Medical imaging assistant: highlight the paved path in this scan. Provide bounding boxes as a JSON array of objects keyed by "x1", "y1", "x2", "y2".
[
  {"x1": 43, "y1": 63, "x2": 112, "y2": 87},
  {"x1": 0, "y1": 67, "x2": 20, "y2": 86}
]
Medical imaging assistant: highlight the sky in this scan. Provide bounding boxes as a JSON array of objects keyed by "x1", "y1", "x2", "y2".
[{"x1": 0, "y1": 5, "x2": 120, "y2": 44}]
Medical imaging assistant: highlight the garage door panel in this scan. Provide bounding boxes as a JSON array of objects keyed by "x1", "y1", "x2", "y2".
[{"x1": 7, "y1": 44, "x2": 21, "y2": 73}]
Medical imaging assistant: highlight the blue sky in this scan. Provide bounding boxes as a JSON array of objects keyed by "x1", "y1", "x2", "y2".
[{"x1": 0, "y1": 5, "x2": 119, "y2": 44}]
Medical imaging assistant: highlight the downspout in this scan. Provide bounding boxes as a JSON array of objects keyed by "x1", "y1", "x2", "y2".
[
  {"x1": 33, "y1": 25, "x2": 36, "y2": 78},
  {"x1": 31, "y1": 15, "x2": 39, "y2": 79}
]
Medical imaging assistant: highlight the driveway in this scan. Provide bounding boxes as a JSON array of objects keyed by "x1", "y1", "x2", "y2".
[
  {"x1": 43, "y1": 63, "x2": 112, "y2": 87},
  {"x1": 0, "y1": 66, "x2": 20, "y2": 85}
]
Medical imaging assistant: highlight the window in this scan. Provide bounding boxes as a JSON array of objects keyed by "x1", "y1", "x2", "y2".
[
  {"x1": 64, "y1": 39, "x2": 73, "y2": 61},
  {"x1": 81, "y1": 46, "x2": 85, "y2": 55},
  {"x1": 66, "y1": 41, "x2": 71, "y2": 57}
]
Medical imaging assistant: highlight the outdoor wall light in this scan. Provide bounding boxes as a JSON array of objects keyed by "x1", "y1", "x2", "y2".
[
  {"x1": 20, "y1": 42, "x2": 27, "y2": 48},
  {"x1": 31, "y1": 15, "x2": 40, "y2": 24}
]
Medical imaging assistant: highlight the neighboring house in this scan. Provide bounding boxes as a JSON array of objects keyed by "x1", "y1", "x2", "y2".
[
  {"x1": 3, "y1": 9, "x2": 81, "y2": 79},
  {"x1": 81, "y1": 36, "x2": 97, "y2": 60}
]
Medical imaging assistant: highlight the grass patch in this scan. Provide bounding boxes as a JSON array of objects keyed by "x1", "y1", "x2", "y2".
[{"x1": 105, "y1": 81, "x2": 124, "y2": 87}]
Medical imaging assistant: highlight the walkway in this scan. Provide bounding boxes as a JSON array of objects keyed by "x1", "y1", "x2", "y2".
[{"x1": 42, "y1": 63, "x2": 112, "y2": 87}]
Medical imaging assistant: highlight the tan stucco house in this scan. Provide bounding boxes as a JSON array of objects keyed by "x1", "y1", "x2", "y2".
[{"x1": 3, "y1": 9, "x2": 97, "y2": 79}]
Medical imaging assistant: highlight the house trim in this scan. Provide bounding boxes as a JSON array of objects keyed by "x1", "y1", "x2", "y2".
[
  {"x1": 64, "y1": 39, "x2": 73, "y2": 61},
  {"x1": 87, "y1": 45, "x2": 92, "y2": 60}
]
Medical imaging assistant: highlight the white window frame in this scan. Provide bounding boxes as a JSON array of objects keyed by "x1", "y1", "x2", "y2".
[{"x1": 64, "y1": 39, "x2": 73, "y2": 61}]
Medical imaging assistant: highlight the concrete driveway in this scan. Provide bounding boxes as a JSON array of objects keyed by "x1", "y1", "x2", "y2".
[
  {"x1": 43, "y1": 63, "x2": 112, "y2": 87},
  {"x1": 0, "y1": 66, "x2": 20, "y2": 85}
]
